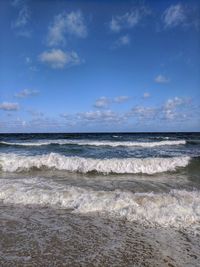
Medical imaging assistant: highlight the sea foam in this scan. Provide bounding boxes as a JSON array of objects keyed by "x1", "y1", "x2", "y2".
[
  {"x1": 0, "y1": 152, "x2": 190, "y2": 174},
  {"x1": 0, "y1": 177, "x2": 199, "y2": 227}
]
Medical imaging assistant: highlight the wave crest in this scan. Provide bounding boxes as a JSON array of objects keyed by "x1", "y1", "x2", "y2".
[
  {"x1": 0, "y1": 139, "x2": 186, "y2": 147},
  {"x1": 0, "y1": 153, "x2": 190, "y2": 174}
]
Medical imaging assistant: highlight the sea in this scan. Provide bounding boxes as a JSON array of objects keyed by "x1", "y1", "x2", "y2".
[{"x1": 0, "y1": 132, "x2": 200, "y2": 266}]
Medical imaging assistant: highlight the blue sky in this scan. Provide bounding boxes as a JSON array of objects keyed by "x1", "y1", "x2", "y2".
[{"x1": 0, "y1": 0, "x2": 199, "y2": 132}]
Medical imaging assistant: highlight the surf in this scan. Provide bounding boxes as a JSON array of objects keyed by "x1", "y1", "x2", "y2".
[
  {"x1": 0, "y1": 177, "x2": 199, "y2": 227},
  {"x1": 0, "y1": 152, "x2": 190, "y2": 174}
]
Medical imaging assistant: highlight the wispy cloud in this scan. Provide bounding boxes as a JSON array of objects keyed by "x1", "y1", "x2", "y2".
[
  {"x1": 143, "y1": 92, "x2": 150, "y2": 98},
  {"x1": 162, "y1": 97, "x2": 191, "y2": 120},
  {"x1": 38, "y1": 49, "x2": 82, "y2": 69},
  {"x1": 94, "y1": 97, "x2": 110, "y2": 108},
  {"x1": 163, "y1": 4, "x2": 186, "y2": 28},
  {"x1": 162, "y1": 3, "x2": 200, "y2": 30},
  {"x1": 94, "y1": 96, "x2": 130, "y2": 108},
  {"x1": 164, "y1": 97, "x2": 188, "y2": 109},
  {"x1": 25, "y1": 57, "x2": 38, "y2": 72},
  {"x1": 14, "y1": 5, "x2": 29, "y2": 28},
  {"x1": 0, "y1": 102, "x2": 20, "y2": 111},
  {"x1": 109, "y1": 7, "x2": 149, "y2": 33},
  {"x1": 129, "y1": 106, "x2": 157, "y2": 119},
  {"x1": 127, "y1": 97, "x2": 192, "y2": 122},
  {"x1": 77, "y1": 110, "x2": 124, "y2": 124},
  {"x1": 114, "y1": 34, "x2": 131, "y2": 48},
  {"x1": 11, "y1": 0, "x2": 31, "y2": 37},
  {"x1": 47, "y1": 10, "x2": 87, "y2": 46},
  {"x1": 113, "y1": 96, "x2": 130, "y2": 103},
  {"x1": 154, "y1": 74, "x2": 170, "y2": 84},
  {"x1": 110, "y1": 11, "x2": 140, "y2": 32},
  {"x1": 15, "y1": 89, "x2": 39, "y2": 98}
]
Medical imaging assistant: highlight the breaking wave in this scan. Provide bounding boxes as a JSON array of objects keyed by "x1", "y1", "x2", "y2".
[
  {"x1": 0, "y1": 152, "x2": 190, "y2": 174},
  {"x1": 0, "y1": 139, "x2": 186, "y2": 147},
  {"x1": 0, "y1": 177, "x2": 199, "y2": 227}
]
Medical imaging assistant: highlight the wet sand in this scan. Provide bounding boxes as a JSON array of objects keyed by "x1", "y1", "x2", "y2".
[{"x1": 0, "y1": 203, "x2": 199, "y2": 267}]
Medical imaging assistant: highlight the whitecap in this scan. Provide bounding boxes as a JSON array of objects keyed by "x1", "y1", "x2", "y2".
[
  {"x1": 0, "y1": 152, "x2": 190, "y2": 174},
  {"x1": 0, "y1": 139, "x2": 186, "y2": 147}
]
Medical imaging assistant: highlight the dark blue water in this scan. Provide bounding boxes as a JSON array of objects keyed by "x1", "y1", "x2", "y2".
[
  {"x1": 0, "y1": 132, "x2": 200, "y2": 159},
  {"x1": 0, "y1": 132, "x2": 200, "y2": 186}
]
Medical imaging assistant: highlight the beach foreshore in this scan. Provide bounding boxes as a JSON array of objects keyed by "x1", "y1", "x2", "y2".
[{"x1": 0, "y1": 203, "x2": 199, "y2": 267}]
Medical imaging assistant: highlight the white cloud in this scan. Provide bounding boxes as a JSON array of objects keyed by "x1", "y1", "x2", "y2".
[
  {"x1": 11, "y1": 0, "x2": 31, "y2": 37},
  {"x1": 77, "y1": 110, "x2": 123, "y2": 124},
  {"x1": 115, "y1": 35, "x2": 131, "y2": 47},
  {"x1": 113, "y1": 96, "x2": 130, "y2": 103},
  {"x1": 163, "y1": 4, "x2": 186, "y2": 28},
  {"x1": 2, "y1": 95, "x2": 194, "y2": 132},
  {"x1": 143, "y1": 92, "x2": 150, "y2": 98},
  {"x1": 0, "y1": 102, "x2": 19, "y2": 111},
  {"x1": 94, "y1": 97, "x2": 110, "y2": 108},
  {"x1": 38, "y1": 49, "x2": 82, "y2": 69},
  {"x1": 163, "y1": 97, "x2": 191, "y2": 120},
  {"x1": 14, "y1": 5, "x2": 29, "y2": 28},
  {"x1": 94, "y1": 96, "x2": 130, "y2": 108},
  {"x1": 163, "y1": 108, "x2": 176, "y2": 120},
  {"x1": 127, "y1": 97, "x2": 192, "y2": 122},
  {"x1": 164, "y1": 97, "x2": 186, "y2": 109},
  {"x1": 47, "y1": 11, "x2": 87, "y2": 46},
  {"x1": 155, "y1": 74, "x2": 170, "y2": 83},
  {"x1": 129, "y1": 106, "x2": 157, "y2": 119},
  {"x1": 109, "y1": 7, "x2": 149, "y2": 33},
  {"x1": 119, "y1": 35, "x2": 130, "y2": 45},
  {"x1": 15, "y1": 89, "x2": 39, "y2": 98},
  {"x1": 25, "y1": 57, "x2": 38, "y2": 72},
  {"x1": 110, "y1": 11, "x2": 140, "y2": 32}
]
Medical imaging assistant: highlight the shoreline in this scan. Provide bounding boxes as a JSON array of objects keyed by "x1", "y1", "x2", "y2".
[{"x1": 1, "y1": 203, "x2": 199, "y2": 266}]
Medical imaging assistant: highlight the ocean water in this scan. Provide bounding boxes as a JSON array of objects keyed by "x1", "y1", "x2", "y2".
[{"x1": 0, "y1": 132, "x2": 200, "y2": 266}]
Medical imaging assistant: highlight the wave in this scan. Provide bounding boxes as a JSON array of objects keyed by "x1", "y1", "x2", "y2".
[
  {"x1": 0, "y1": 152, "x2": 190, "y2": 174},
  {"x1": 0, "y1": 177, "x2": 199, "y2": 227},
  {"x1": 0, "y1": 140, "x2": 62, "y2": 146},
  {"x1": 0, "y1": 139, "x2": 186, "y2": 147},
  {"x1": 74, "y1": 140, "x2": 186, "y2": 147}
]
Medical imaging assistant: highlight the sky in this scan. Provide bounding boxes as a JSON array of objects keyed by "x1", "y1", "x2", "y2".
[{"x1": 0, "y1": 0, "x2": 200, "y2": 133}]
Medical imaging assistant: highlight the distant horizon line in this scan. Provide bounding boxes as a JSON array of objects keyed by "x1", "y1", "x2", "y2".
[{"x1": 0, "y1": 131, "x2": 200, "y2": 134}]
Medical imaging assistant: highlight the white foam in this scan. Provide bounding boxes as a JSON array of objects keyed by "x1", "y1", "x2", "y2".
[
  {"x1": 0, "y1": 140, "x2": 61, "y2": 146},
  {"x1": 76, "y1": 140, "x2": 186, "y2": 147},
  {"x1": 0, "y1": 152, "x2": 190, "y2": 174},
  {"x1": 0, "y1": 139, "x2": 186, "y2": 147},
  {"x1": 0, "y1": 177, "x2": 199, "y2": 227}
]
